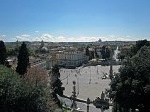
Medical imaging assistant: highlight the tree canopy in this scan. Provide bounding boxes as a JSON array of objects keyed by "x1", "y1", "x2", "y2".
[
  {"x1": 101, "y1": 46, "x2": 111, "y2": 60},
  {"x1": 0, "y1": 40, "x2": 7, "y2": 65},
  {"x1": 16, "y1": 42, "x2": 29, "y2": 76},
  {"x1": 0, "y1": 65, "x2": 55, "y2": 112},
  {"x1": 51, "y1": 65, "x2": 63, "y2": 96},
  {"x1": 50, "y1": 65, "x2": 64, "y2": 107},
  {"x1": 110, "y1": 45, "x2": 150, "y2": 111},
  {"x1": 85, "y1": 46, "x2": 90, "y2": 58},
  {"x1": 130, "y1": 39, "x2": 150, "y2": 57}
]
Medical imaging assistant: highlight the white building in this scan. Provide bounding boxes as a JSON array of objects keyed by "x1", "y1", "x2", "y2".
[{"x1": 46, "y1": 51, "x2": 89, "y2": 69}]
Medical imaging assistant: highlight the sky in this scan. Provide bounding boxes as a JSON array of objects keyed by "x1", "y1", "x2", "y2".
[{"x1": 0, "y1": 0, "x2": 150, "y2": 42}]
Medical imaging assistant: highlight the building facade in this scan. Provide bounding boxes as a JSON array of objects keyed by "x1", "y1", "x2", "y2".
[{"x1": 46, "y1": 51, "x2": 89, "y2": 69}]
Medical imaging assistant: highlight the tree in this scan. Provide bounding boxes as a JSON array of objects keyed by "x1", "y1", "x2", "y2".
[
  {"x1": 101, "y1": 46, "x2": 111, "y2": 60},
  {"x1": 130, "y1": 39, "x2": 150, "y2": 57},
  {"x1": 25, "y1": 66, "x2": 48, "y2": 85},
  {"x1": 94, "y1": 48, "x2": 99, "y2": 58},
  {"x1": 0, "y1": 65, "x2": 56, "y2": 112},
  {"x1": 90, "y1": 50, "x2": 95, "y2": 60},
  {"x1": 117, "y1": 53, "x2": 125, "y2": 61},
  {"x1": 105, "y1": 47, "x2": 111, "y2": 59},
  {"x1": 85, "y1": 46, "x2": 90, "y2": 57},
  {"x1": 0, "y1": 40, "x2": 7, "y2": 65},
  {"x1": 51, "y1": 65, "x2": 63, "y2": 96},
  {"x1": 110, "y1": 46, "x2": 150, "y2": 111},
  {"x1": 50, "y1": 65, "x2": 64, "y2": 106},
  {"x1": 16, "y1": 42, "x2": 29, "y2": 76}
]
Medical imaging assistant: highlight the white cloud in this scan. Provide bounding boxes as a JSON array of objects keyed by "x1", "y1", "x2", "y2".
[
  {"x1": 34, "y1": 33, "x2": 54, "y2": 41},
  {"x1": 126, "y1": 35, "x2": 132, "y2": 38},
  {"x1": 67, "y1": 36, "x2": 100, "y2": 42},
  {"x1": 21, "y1": 34, "x2": 31, "y2": 37},
  {"x1": 0, "y1": 35, "x2": 6, "y2": 40},
  {"x1": 109, "y1": 35, "x2": 115, "y2": 38},
  {"x1": 2, "y1": 35, "x2": 6, "y2": 37},
  {"x1": 15, "y1": 34, "x2": 32, "y2": 41},
  {"x1": 33, "y1": 34, "x2": 103, "y2": 42},
  {"x1": 0, "y1": 35, "x2": 6, "y2": 41},
  {"x1": 14, "y1": 33, "x2": 137, "y2": 42},
  {"x1": 57, "y1": 36, "x2": 67, "y2": 41},
  {"x1": 16, "y1": 36, "x2": 31, "y2": 41},
  {"x1": 34, "y1": 34, "x2": 136, "y2": 42},
  {"x1": 111, "y1": 36, "x2": 137, "y2": 41},
  {"x1": 41, "y1": 33, "x2": 53, "y2": 39},
  {"x1": 35, "y1": 31, "x2": 39, "y2": 33}
]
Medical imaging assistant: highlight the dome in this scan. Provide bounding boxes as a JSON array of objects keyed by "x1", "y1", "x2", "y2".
[{"x1": 41, "y1": 46, "x2": 48, "y2": 51}]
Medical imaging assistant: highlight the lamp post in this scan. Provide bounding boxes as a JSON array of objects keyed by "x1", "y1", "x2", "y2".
[
  {"x1": 87, "y1": 98, "x2": 90, "y2": 112},
  {"x1": 71, "y1": 81, "x2": 77, "y2": 109}
]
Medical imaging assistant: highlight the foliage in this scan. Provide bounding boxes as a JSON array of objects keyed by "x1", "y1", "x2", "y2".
[
  {"x1": 85, "y1": 46, "x2": 90, "y2": 57},
  {"x1": 16, "y1": 42, "x2": 29, "y2": 76},
  {"x1": 7, "y1": 48, "x2": 18, "y2": 56},
  {"x1": 101, "y1": 46, "x2": 111, "y2": 60},
  {"x1": 0, "y1": 65, "x2": 22, "y2": 111},
  {"x1": 0, "y1": 41, "x2": 7, "y2": 65},
  {"x1": 130, "y1": 39, "x2": 150, "y2": 57},
  {"x1": 50, "y1": 65, "x2": 64, "y2": 107},
  {"x1": 94, "y1": 47, "x2": 99, "y2": 58},
  {"x1": 51, "y1": 65, "x2": 63, "y2": 96},
  {"x1": 25, "y1": 66, "x2": 48, "y2": 86},
  {"x1": 52, "y1": 64, "x2": 60, "y2": 77},
  {"x1": 110, "y1": 46, "x2": 150, "y2": 111},
  {"x1": 0, "y1": 65, "x2": 57, "y2": 112},
  {"x1": 117, "y1": 40, "x2": 150, "y2": 61},
  {"x1": 89, "y1": 50, "x2": 95, "y2": 60},
  {"x1": 117, "y1": 53, "x2": 125, "y2": 61}
]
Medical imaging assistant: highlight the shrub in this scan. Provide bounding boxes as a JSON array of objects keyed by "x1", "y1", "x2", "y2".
[{"x1": 0, "y1": 65, "x2": 57, "y2": 112}]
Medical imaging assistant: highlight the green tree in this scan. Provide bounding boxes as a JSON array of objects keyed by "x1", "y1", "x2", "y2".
[
  {"x1": 50, "y1": 65, "x2": 64, "y2": 106},
  {"x1": 0, "y1": 40, "x2": 7, "y2": 65},
  {"x1": 130, "y1": 39, "x2": 150, "y2": 57},
  {"x1": 117, "y1": 53, "x2": 125, "y2": 61},
  {"x1": 16, "y1": 42, "x2": 29, "y2": 76},
  {"x1": 51, "y1": 65, "x2": 64, "y2": 96},
  {"x1": 110, "y1": 46, "x2": 150, "y2": 111},
  {"x1": 85, "y1": 46, "x2": 90, "y2": 57},
  {"x1": 0, "y1": 65, "x2": 56, "y2": 112},
  {"x1": 101, "y1": 46, "x2": 111, "y2": 60},
  {"x1": 94, "y1": 47, "x2": 99, "y2": 58},
  {"x1": 89, "y1": 50, "x2": 94, "y2": 60},
  {"x1": 105, "y1": 47, "x2": 111, "y2": 59}
]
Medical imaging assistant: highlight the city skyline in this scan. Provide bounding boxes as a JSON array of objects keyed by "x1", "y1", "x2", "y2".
[{"x1": 0, "y1": 0, "x2": 150, "y2": 42}]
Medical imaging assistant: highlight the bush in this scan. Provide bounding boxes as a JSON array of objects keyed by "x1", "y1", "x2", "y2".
[{"x1": 0, "y1": 65, "x2": 56, "y2": 112}]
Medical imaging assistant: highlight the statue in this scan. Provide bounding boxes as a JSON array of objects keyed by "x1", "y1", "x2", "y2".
[{"x1": 101, "y1": 91, "x2": 105, "y2": 100}]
